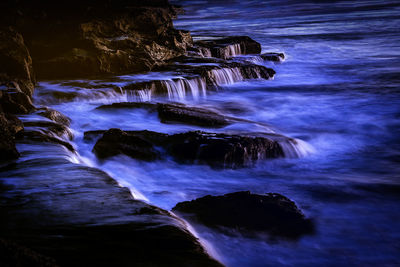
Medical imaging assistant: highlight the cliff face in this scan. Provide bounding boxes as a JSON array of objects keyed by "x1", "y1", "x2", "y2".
[
  {"x1": 0, "y1": 0, "x2": 192, "y2": 161},
  {"x1": 1, "y1": 0, "x2": 192, "y2": 80}
]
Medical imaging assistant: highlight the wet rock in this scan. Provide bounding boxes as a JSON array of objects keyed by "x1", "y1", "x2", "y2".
[
  {"x1": 16, "y1": 130, "x2": 75, "y2": 152},
  {"x1": 260, "y1": 52, "x2": 285, "y2": 62},
  {"x1": 92, "y1": 129, "x2": 285, "y2": 167},
  {"x1": 0, "y1": 148, "x2": 222, "y2": 267},
  {"x1": 23, "y1": 120, "x2": 73, "y2": 140},
  {"x1": 167, "y1": 131, "x2": 284, "y2": 168},
  {"x1": 194, "y1": 36, "x2": 262, "y2": 59},
  {"x1": 37, "y1": 108, "x2": 71, "y2": 126},
  {"x1": 158, "y1": 103, "x2": 230, "y2": 127},
  {"x1": 95, "y1": 102, "x2": 157, "y2": 111},
  {"x1": 0, "y1": 112, "x2": 24, "y2": 161},
  {"x1": 93, "y1": 128, "x2": 164, "y2": 161},
  {"x1": 173, "y1": 191, "x2": 314, "y2": 238}
]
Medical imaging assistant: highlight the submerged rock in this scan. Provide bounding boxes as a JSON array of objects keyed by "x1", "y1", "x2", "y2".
[
  {"x1": 260, "y1": 52, "x2": 285, "y2": 62},
  {"x1": 194, "y1": 36, "x2": 261, "y2": 59},
  {"x1": 173, "y1": 191, "x2": 314, "y2": 238},
  {"x1": 92, "y1": 129, "x2": 286, "y2": 167}
]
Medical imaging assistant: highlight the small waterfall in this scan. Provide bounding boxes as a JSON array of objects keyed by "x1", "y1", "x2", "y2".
[
  {"x1": 127, "y1": 89, "x2": 152, "y2": 102},
  {"x1": 198, "y1": 47, "x2": 212, "y2": 57},
  {"x1": 161, "y1": 77, "x2": 207, "y2": 101},
  {"x1": 208, "y1": 67, "x2": 243, "y2": 85},
  {"x1": 224, "y1": 43, "x2": 242, "y2": 58},
  {"x1": 279, "y1": 138, "x2": 315, "y2": 158}
]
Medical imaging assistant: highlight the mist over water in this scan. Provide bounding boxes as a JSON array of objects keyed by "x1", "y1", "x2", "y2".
[{"x1": 9, "y1": 0, "x2": 399, "y2": 266}]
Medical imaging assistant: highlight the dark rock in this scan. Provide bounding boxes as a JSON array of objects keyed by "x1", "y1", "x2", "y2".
[
  {"x1": 167, "y1": 131, "x2": 284, "y2": 168},
  {"x1": 93, "y1": 128, "x2": 164, "y2": 161},
  {"x1": 260, "y1": 52, "x2": 285, "y2": 62},
  {"x1": 173, "y1": 191, "x2": 314, "y2": 238},
  {"x1": 37, "y1": 108, "x2": 71, "y2": 126},
  {"x1": 95, "y1": 102, "x2": 157, "y2": 111},
  {"x1": 0, "y1": 238, "x2": 58, "y2": 267},
  {"x1": 92, "y1": 129, "x2": 285, "y2": 168},
  {"x1": 1, "y1": 1, "x2": 193, "y2": 79},
  {"x1": 0, "y1": 90, "x2": 35, "y2": 114},
  {"x1": 0, "y1": 27, "x2": 35, "y2": 97},
  {"x1": 0, "y1": 145, "x2": 223, "y2": 267},
  {"x1": 194, "y1": 36, "x2": 261, "y2": 59},
  {"x1": 23, "y1": 120, "x2": 73, "y2": 140},
  {"x1": 157, "y1": 103, "x2": 230, "y2": 127},
  {"x1": 16, "y1": 130, "x2": 75, "y2": 152},
  {"x1": 0, "y1": 112, "x2": 24, "y2": 161}
]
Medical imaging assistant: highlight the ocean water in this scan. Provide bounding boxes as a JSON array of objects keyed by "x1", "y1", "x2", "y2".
[{"x1": 6, "y1": 0, "x2": 400, "y2": 266}]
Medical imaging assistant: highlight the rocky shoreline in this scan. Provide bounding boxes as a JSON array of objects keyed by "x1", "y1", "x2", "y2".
[{"x1": 0, "y1": 1, "x2": 313, "y2": 266}]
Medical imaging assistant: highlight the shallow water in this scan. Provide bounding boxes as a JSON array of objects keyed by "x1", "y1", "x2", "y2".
[{"x1": 5, "y1": 0, "x2": 400, "y2": 266}]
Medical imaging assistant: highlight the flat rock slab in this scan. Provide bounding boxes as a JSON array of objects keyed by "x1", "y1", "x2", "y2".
[
  {"x1": 92, "y1": 129, "x2": 286, "y2": 168},
  {"x1": 173, "y1": 191, "x2": 314, "y2": 238},
  {"x1": 96, "y1": 102, "x2": 232, "y2": 127},
  {"x1": 0, "y1": 141, "x2": 222, "y2": 267}
]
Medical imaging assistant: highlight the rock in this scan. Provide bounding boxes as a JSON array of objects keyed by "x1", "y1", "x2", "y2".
[
  {"x1": 16, "y1": 130, "x2": 75, "y2": 152},
  {"x1": 194, "y1": 36, "x2": 261, "y2": 59},
  {"x1": 1, "y1": 0, "x2": 193, "y2": 79},
  {"x1": 173, "y1": 191, "x2": 314, "y2": 238},
  {"x1": 0, "y1": 238, "x2": 58, "y2": 267},
  {"x1": 0, "y1": 90, "x2": 35, "y2": 114},
  {"x1": 0, "y1": 27, "x2": 35, "y2": 97},
  {"x1": 0, "y1": 145, "x2": 223, "y2": 267},
  {"x1": 93, "y1": 128, "x2": 163, "y2": 161},
  {"x1": 37, "y1": 108, "x2": 71, "y2": 126},
  {"x1": 92, "y1": 129, "x2": 286, "y2": 167},
  {"x1": 157, "y1": 103, "x2": 230, "y2": 127},
  {"x1": 23, "y1": 120, "x2": 73, "y2": 140},
  {"x1": 260, "y1": 52, "x2": 285, "y2": 62},
  {"x1": 95, "y1": 102, "x2": 157, "y2": 111},
  {"x1": 0, "y1": 112, "x2": 24, "y2": 161},
  {"x1": 167, "y1": 131, "x2": 284, "y2": 168}
]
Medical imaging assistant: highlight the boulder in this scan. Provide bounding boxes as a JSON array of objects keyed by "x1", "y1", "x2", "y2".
[
  {"x1": 37, "y1": 108, "x2": 71, "y2": 126},
  {"x1": 173, "y1": 191, "x2": 314, "y2": 238},
  {"x1": 0, "y1": 90, "x2": 35, "y2": 114},
  {"x1": 194, "y1": 36, "x2": 261, "y2": 59},
  {"x1": 92, "y1": 129, "x2": 286, "y2": 167},
  {"x1": 260, "y1": 52, "x2": 285, "y2": 62}
]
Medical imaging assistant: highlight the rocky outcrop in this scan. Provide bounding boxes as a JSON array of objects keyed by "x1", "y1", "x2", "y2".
[
  {"x1": 0, "y1": 112, "x2": 23, "y2": 161},
  {"x1": 194, "y1": 36, "x2": 261, "y2": 59},
  {"x1": 173, "y1": 191, "x2": 314, "y2": 238},
  {"x1": 260, "y1": 52, "x2": 285, "y2": 62},
  {"x1": 0, "y1": 27, "x2": 35, "y2": 97},
  {"x1": 1, "y1": 0, "x2": 193, "y2": 79},
  {"x1": 92, "y1": 129, "x2": 287, "y2": 168}
]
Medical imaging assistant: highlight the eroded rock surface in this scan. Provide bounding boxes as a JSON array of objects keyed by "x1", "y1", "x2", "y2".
[{"x1": 92, "y1": 129, "x2": 286, "y2": 168}]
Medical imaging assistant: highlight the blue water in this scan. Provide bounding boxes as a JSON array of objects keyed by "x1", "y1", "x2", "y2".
[{"x1": 9, "y1": 0, "x2": 400, "y2": 266}]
